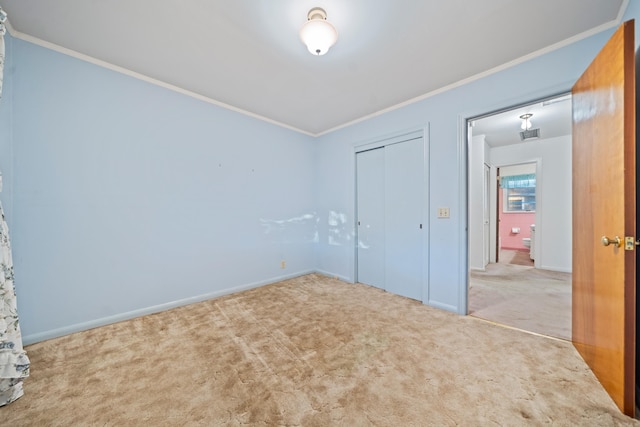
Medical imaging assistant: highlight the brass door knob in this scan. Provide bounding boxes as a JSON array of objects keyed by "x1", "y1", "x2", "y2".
[{"x1": 601, "y1": 236, "x2": 621, "y2": 247}]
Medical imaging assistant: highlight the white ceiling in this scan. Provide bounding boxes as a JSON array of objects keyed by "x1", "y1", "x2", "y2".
[{"x1": 0, "y1": 0, "x2": 626, "y2": 136}]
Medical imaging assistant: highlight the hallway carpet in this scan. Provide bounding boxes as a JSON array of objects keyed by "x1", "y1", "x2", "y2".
[
  {"x1": 1, "y1": 274, "x2": 634, "y2": 426},
  {"x1": 469, "y1": 263, "x2": 571, "y2": 340}
]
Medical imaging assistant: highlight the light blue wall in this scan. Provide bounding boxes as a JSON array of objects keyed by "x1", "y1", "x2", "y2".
[
  {"x1": 9, "y1": 39, "x2": 316, "y2": 343},
  {"x1": 314, "y1": 6, "x2": 640, "y2": 313}
]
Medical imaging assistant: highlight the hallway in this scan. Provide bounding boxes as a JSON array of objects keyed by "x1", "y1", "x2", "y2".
[{"x1": 469, "y1": 254, "x2": 571, "y2": 340}]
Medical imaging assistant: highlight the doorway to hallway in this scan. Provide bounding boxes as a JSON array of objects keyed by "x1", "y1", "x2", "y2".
[{"x1": 466, "y1": 94, "x2": 572, "y2": 340}]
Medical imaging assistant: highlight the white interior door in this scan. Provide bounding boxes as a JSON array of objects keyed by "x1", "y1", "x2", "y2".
[
  {"x1": 384, "y1": 138, "x2": 424, "y2": 300},
  {"x1": 356, "y1": 148, "x2": 385, "y2": 289},
  {"x1": 483, "y1": 164, "x2": 490, "y2": 267}
]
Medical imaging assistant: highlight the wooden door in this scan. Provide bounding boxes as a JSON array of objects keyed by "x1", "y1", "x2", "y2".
[
  {"x1": 356, "y1": 148, "x2": 386, "y2": 289},
  {"x1": 572, "y1": 20, "x2": 635, "y2": 416}
]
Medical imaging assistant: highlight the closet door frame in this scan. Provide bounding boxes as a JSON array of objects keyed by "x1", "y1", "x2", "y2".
[{"x1": 353, "y1": 126, "x2": 430, "y2": 303}]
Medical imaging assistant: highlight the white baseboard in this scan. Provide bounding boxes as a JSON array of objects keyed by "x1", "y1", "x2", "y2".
[
  {"x1": 427, "y1": 300, "x2": 459, "y2": 314},
  {"x1": 538, "y1": 265, "x2": 572, "y2": 273},
  {"x1": 23, "y1": 269, "x2": 315, "y2": 345},
  {"x1": 314, "y1": 269, "x2": 354, "y2": 283}
]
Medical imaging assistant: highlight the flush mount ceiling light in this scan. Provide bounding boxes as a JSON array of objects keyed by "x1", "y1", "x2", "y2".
[
  {"x1": 299, "y1": 7, "x2": 338, "y2": 56},
  {"x1": 520, "y1": 113, "x2": 533, "y2": 130}
]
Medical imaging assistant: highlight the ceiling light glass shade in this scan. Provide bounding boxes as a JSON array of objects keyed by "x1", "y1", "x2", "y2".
[
  {"x1": 300, "y1": 8, "x2": 338, "y2": 56},
  {"x1": 519, "y1": 114, "x2": 533, "y2": 130}
]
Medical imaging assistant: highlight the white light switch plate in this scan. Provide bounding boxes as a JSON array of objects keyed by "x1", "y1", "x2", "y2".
[{"x1": 437, "y1": 207, "x2": 450, "y2": 218}]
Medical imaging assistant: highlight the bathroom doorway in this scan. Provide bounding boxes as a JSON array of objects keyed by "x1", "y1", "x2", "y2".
[
  {"x1": 467, "y1": 94, "x2": 572, "y2": 340},
  {"x1": 496, "y1": 163, "x2": 536, "y2": 268}
]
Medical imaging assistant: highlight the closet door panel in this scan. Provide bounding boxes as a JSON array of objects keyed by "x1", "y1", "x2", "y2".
[
  {"x1": 356, "y1": 148, "x2": 385, "y2": 289},
  {"x1": 384, "y1": 138, "x2": 424, "y2": 301}
]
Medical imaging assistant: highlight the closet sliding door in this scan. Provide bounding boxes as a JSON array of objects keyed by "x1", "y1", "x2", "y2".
[
  {"x1": 356, "y1": 147, "x2": 385, "y2": 289},
  {"x1": 356, "y1": 135, "x2": 425, "y2": 301},
  {"x1": 385, "y1": 138, "x2": 424, "y2": 301}
]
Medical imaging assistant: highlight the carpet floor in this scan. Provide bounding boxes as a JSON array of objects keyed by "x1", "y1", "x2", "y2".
[
  {"x1": 469, "y1": 263, "x2": 571, "y2": 340},
  {"x1": 1, "y1": 274, "x2": 636, "y2": 426}
]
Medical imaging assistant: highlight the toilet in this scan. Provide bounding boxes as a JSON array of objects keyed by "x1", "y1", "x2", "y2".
[{"x1": 522, "y1": 224, "x2": 535, "y2": 261}]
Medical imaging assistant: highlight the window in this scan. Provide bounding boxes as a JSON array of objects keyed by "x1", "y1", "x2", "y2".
[
  {"x1": 500, "y1": 173, "x2": 536, "y2": 212},
  {"x1": 504, "y1": 187, "x2": 536, "y2": 212}
]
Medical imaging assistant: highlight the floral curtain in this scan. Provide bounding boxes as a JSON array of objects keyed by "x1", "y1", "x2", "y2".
[
  {"x1": 0, "y1": 202, "x2": 29, "y2": 406},
  {"x1": 0, "y1": 8, "x2": 30, "y2": 406}
]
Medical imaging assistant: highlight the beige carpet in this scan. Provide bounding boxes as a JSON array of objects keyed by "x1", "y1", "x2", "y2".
[
  {"x1": 1, "y1": 274, "x2": 635, "y2": 426},
  {"x1": 469, "y1": 263, "x2": 571, "y2": 340}
]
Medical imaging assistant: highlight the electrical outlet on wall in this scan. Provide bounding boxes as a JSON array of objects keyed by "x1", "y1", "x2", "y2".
[{"x1": 281, "y1": 260, "x2": 286, "y2": 269}]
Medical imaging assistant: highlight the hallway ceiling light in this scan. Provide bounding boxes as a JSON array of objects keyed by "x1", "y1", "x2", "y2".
[
  {"x1": 520, "y1": 113, "x2": 533, "y2": 130},
  {"x1": 299, "y1": 7, "x2": 338, "y2": 56}
]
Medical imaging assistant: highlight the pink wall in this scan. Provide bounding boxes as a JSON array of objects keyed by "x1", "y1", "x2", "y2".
[{"x1": 499, "y1": 190, "x2": 535, "y2": 250}]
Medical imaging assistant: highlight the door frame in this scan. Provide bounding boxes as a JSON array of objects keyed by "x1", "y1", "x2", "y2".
[
  {"x1": 460, "y1": 92, "x2": 571, "y2": 314},
  {"x1": 494, "y1": 160, "x2": 541, "y2": 268},
  {"x1": 483, "y1": 163, "x2": 491, "y2": 267}
]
